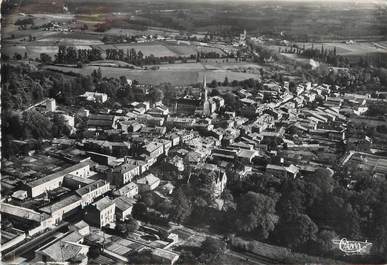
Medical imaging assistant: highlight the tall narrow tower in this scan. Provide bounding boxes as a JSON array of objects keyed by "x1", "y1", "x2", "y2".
[
  {"x1": 202, "y1": 73, "x2": 210, "y2": 116},
  {"x1": 203, "y1": 74, "x2": 208, "y2": 102}
]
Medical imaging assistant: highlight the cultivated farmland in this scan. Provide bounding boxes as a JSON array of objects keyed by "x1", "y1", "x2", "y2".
[
  {"x1": 43, "y1": 62, "x2": 258, "y2": 85},
  {"x1": 111, "y1": 43, "x2": 179, "y2": 57},
  {"x1": 297, "y1": 42, "x2": 387, "y2": 56}
]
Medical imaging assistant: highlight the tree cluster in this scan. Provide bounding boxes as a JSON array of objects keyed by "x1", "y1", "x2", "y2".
[
  {"x1": 2, "y1": 110, "x2": 71, "y2": 158},
  {"x1": 299, "y1": 45, "x2": 349, "y2": 67},
  {"x1": 167, "y1": 152, "x2": 387, "y2": 262},
  {"x1": 55, "y1": 46, "x2": 103, "y2": 64},
  {"x1": 105, "y1": 47, "x2": 194, "y2": 66},
  {"x1": 313, "y1": 66, "x2": 386, "y2": 92}
]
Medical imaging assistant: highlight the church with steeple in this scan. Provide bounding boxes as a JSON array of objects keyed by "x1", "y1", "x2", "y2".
[
  {"x1": 173, "y1": 73, "x2": 224, "y2": 116},
  {"x1": 202, "y1": 74, "x2": 211, "y2": 116}
]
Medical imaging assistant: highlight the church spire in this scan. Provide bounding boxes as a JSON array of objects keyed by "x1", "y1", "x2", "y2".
[
  {"x1": 203, "y1": 73, "x2": 208, "y2": 101},
  {"x1": 202, "y1": 73, "x2": 210, "y2": 116}
]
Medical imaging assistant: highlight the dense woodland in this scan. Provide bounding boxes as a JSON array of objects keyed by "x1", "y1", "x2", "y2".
[{"x1": 131, "y1": 154, "x2": 387, "y2": 263}]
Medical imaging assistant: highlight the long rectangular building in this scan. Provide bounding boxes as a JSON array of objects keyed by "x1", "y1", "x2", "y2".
[{"x1": 27, "y1": 160, "x2": 92, "y2": 198}]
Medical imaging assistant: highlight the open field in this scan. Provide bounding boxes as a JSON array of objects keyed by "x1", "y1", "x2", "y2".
[
  {"x1": 94, "y1": 42, "x2": 226, "y2": 57},
  {"x1": 3, "y1": 0, "x2": 387, "y2": 41},
  {"x1": 266, "y1": 41, "x2": 387, "y2": 66},
  {"x1": 1, "y1": 13, "x2": 74, "y2": 34},
  {"x1": 87, "y1": 60, "x2": 139, "y2": 68},
  {"x1": 2, "y1": 40, "x2": 227, "y2": 61},
  {"x1": 196, "y1": 45, "x2": 227, "y2": 55},
  {"x1": 3, "y1": 45, "x2": 59, "y2": 59},
  {"x1": 281, "y1": 53, "x2": 314, "y2": 65},
  {"x1": 42, "y1": 62, "x2": 258, "y2": 85},
  {"x1": 104, "y1": 27, "x2": 180, "y2": 36},
  {"x1": 36, "y1": 35, "x2": 104, "y2": 46},
  {"x1": 269, "y1": 41, "x2": 387, "y2": 57},
  {"x1": 165, "y1": 44, "x2": 197, "y2": 57},
  {"x1": 298, "y1": 41, "x2": 387, "y2": 56},
  {"x1": 112, "y1": 43, "x2": 179, "y2": 57}
]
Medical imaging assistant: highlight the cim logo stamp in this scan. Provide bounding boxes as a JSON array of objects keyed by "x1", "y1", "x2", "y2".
[{"x1": 332, "y1": 238, "x2": 373, "y2": 255}]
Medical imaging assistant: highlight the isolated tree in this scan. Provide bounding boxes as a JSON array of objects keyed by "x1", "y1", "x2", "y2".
[
  {"x1": 222, "y1": 76, "x2": 229, "y2": 86},
  {"x1": 91, "y1": 67, "x2": 102, "y2": 82},
  {"x1": 137, "y1": 50, "x2": 144, "y2": 60}
]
